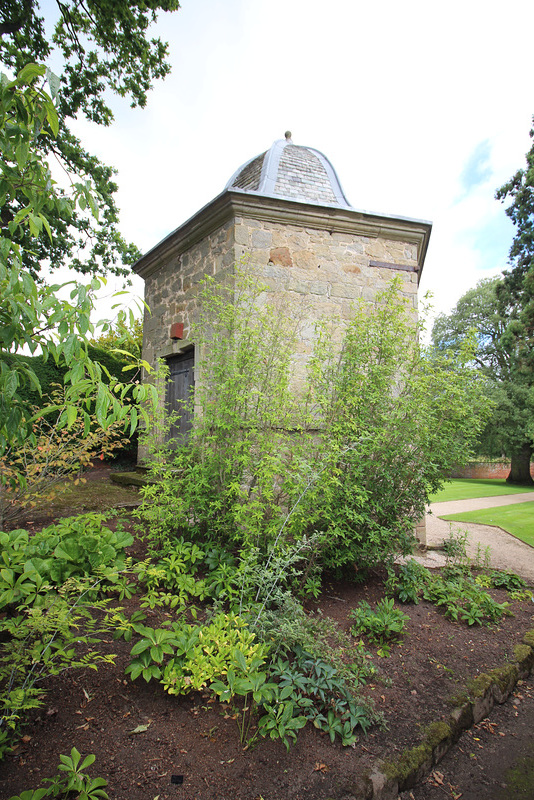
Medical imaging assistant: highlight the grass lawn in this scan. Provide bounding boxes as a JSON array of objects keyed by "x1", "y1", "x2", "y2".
[
  {"x1": 430, "y1": 479, "x2": 534, "y2": 503},
  {"x1": 441, "y1": 502, "x2": 534, "y2": 547}
]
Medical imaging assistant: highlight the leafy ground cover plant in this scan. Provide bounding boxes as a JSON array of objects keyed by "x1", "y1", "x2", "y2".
[
  {"x1": 208, "y1": 644, "x2": 378, "y2": 750},
  {"x1": 0, "y1": 514, "x2": 133, "y2": 597},
  {"x1": 265, "y1": 645, "x2": 378, "y2": 747},
  {"x1": 121, "y1": 612, "x2": 270, "y2": 696},
  {"x1": 349, "y1": 597, "x2": 410, "y2": 646},
  {"x1": 254, "y1": 593, "x2": 376, "y2": 685},
  {"x1": 385, "y1": 560, "x2": 432, "y2": 604},
  {"x1": 422, "y1": 572, "x2": 510, "y2": 625},
  {"x1": 7, "y1": 747, "x2": 108, "y2": 800},
  {"x1": 0, "y1": 513, "x2": 133, "y2": 757},
  {"x1": 386, "y1": 557, "x2": 516, "y2": 627},
  {"x1": 489, "y1": 570, "x2": 527, "y2": 591}
]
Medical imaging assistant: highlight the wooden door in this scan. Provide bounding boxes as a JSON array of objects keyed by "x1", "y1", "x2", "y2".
[{"x1": 165, "y1": 350, "x2": 195, "y2": 442}]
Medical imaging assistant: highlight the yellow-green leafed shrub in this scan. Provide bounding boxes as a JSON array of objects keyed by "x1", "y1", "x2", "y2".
[{"x1": 161, "y1": 614, "x2": 270, "y2": 696}]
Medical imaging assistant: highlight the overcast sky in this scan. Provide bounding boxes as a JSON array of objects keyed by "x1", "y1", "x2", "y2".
[{"x1": 70, "y1": 0, "x2": 534, "y2": 326}]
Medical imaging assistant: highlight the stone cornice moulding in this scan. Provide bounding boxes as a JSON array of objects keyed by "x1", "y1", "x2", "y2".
[{"x1": 133, "y1": 190, "x2": 432, "y2": 281}]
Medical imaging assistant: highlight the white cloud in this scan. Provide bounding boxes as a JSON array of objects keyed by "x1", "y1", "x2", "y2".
[{"x1": 65, "y1": 0, "x2": 534, "y2": 324}]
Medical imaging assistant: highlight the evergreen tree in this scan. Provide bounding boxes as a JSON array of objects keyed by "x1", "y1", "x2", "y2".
[
  {"x1": 495, "y1": 116, "x2": 534, "y2": 371},
  {"x1": 493, "y1": 117, "x2": 534, "y2": 482}
]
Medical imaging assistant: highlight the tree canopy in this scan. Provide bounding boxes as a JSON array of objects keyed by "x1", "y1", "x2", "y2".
[
  {"x1": 0, "y1": 64, "x2": 157, "y2": 486},
  {"x1": 433, "y1": 117, "x2": 534, "y2": 485},
  {"x1": 0, "y1": 0, "x2": 180, "y2": 278},
  {"x1": 495, "y1": 116, "x2": 534, "y2": 375},
  {"x1": 92, "y1": 316, "x2": 143, "y2": 360},
  {"x1": 432, "y1": 277, "x2": 534, "y2": 484}
]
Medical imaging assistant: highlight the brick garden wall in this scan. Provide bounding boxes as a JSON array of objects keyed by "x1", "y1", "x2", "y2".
[{"x1": 451, "y1": 462, "x2": 534, "y2": 479}]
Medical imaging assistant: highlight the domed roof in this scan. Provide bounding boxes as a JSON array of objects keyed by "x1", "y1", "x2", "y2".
[{"x1": 225, "y1": 132, "x2": 351, "y2": 209}]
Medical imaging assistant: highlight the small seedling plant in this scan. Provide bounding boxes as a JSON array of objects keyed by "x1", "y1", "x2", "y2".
[
  {"x1": 7, "y1": 747, "x2": 108, "y2": 799},
  {"x1": 349, "y1": 597, "x2": 409, "y2": 646}
]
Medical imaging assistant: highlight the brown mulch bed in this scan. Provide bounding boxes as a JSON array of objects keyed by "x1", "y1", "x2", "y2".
[{"x1": 0, "y1": 473, "x2": 533, "y2": 800}]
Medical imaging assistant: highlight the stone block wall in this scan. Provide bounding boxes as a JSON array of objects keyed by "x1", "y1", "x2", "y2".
[
  {"x1": 231, "y1": 215, "x2": 419, "y2": 391},
  {"x1": 141, "y1": 218, "x2": 236, "y2": 366},
  {"x1": 142, "y1": 212, "x2": 419, "y2": 374}
]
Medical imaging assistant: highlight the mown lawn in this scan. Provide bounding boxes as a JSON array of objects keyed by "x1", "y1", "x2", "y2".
[
  {"x1": 441, "y1": 501, "x2": 534, "y2": 547},
  {"x1": 430, "y1": 479, "x2": 534, "y2": 503}
]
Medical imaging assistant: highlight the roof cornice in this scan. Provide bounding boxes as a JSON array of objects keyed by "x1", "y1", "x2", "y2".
[{"x1": 133, "y1": 190, "x2": 432, "y2": 280}]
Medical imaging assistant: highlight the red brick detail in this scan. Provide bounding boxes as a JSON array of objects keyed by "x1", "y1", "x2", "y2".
[
  {"x1": 170, "y1": 322, "x2": 184, "y2": 340},
  {"x1": 268, "y1": 247, "x2": 293, "y2": 267}
]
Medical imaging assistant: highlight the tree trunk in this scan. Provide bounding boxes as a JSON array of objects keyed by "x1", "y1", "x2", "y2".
[{"x1": 506, "y1": 442, "x2": 534, "y2": 485}]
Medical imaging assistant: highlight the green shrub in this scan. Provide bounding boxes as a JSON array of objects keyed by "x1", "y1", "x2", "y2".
[
  {"x1": 349, "y1": 597, "x2": 410, "y2": 644},
  {"x1": 138, "y1": 270, "x2": 491, "y2": 585},
  {"x1": 264, "y1": 645, "x2": 377, "y2": 747},
  {"x1": 386, "y1": 560, "x2": 432, "y2": 604}
]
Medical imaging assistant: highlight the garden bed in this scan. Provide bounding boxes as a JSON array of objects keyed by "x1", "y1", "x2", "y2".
[{"x1": 0, "y1": 557, "x2": 533, "y2": 800}]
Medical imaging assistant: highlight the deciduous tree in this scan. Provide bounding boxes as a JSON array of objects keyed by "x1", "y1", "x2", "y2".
[
  {"x1": 432, "y1": 277, "x2": 534, "y2": 484},
  {"x1": 0, "y1": 65, "x2": 157, "y2": 488},
  {"x1": 494, "y1": 120, "x2": 534, "y2": 481},
  {"x1": 0, "y1": 0, "x2": 180, "y2": 278}
]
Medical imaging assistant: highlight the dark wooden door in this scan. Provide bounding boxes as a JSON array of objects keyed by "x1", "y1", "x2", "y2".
[{"x1": 166, "y1": 350, "x2": 194, "y2": 442}]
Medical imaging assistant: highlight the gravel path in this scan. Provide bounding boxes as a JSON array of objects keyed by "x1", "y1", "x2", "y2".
[{"x1": 423, "y1": 492, "x2": 534, "y2": 582}]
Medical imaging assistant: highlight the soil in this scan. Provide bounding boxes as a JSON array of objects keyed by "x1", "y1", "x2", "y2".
[{"x1": 1, "y1": 469, "x2": 533, "y2": 800}]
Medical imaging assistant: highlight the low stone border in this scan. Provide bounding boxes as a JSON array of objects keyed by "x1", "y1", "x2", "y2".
[
  {"x1": 336, "y1": 628, "x2": 534, "y2": 800},
  {"x1": 110, "y1": 471, "x2": 152, "y2": 487}
]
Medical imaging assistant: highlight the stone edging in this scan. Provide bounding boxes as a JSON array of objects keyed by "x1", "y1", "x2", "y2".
[{"x1": 343, "y1": 628, "x2": 534, "y2": 800}]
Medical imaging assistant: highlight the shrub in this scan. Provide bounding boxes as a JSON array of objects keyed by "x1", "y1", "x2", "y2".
[
  {"x1": 0, "y1": 390, "x2": 128, "y2": 528},
  {"x1": 0, "y1": 513, "x2": 132, "y2": 756},
  {"x1": 308, "y1": 288, "x2": 492, "y2": 572},
  {"x1": 138, "y1": 270, "x2": 491, "y2": 586}
]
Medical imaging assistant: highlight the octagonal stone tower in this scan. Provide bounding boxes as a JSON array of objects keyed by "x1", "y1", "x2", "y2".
[
  {"x1": 135, "y1": 132, "x2": 431, "y2": 361},
  {"x1": 133, "y1": 133, "x2": 431, "y2": 446}
]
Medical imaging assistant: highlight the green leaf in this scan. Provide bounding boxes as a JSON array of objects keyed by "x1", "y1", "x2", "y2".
[
  {"x1": 129, "y1": 406, "x2": 138, "y2": 437},
  {"x1": 129, "y1": 723, "x2": 150, "y2": 734},
  {"x1": 17, "y1": 63, "x2": 46, "y2": 85},
  {"x1": 79, "y1": 753, "x2": 96, "y2": 771}
]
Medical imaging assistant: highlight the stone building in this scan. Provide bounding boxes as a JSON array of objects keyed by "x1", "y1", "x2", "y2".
[{"x1": 133, "y1": 133, "x2": 432, "y2": 442}]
